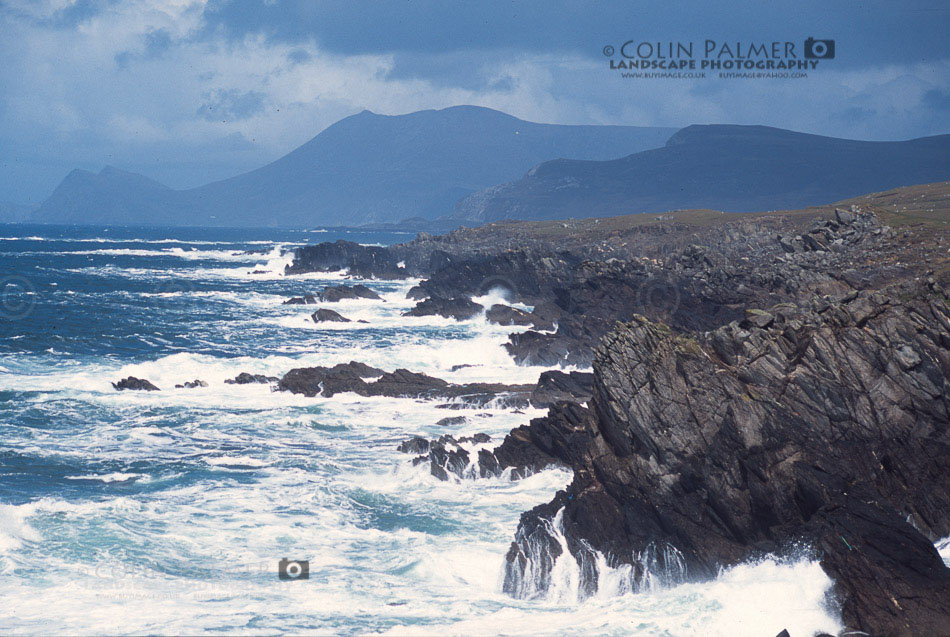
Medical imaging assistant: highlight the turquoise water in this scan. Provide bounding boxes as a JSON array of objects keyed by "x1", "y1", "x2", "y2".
[{"x1": 0, "y1": 224, "x2": 842, "y2": 635}]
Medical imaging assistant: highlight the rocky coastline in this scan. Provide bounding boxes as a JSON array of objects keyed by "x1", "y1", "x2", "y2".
[{"x1": 121, "y1": 182, "x2": 950, "y2": 635}]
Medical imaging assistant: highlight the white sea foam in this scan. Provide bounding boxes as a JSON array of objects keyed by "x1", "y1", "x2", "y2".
[
  {"x1": 0, "y1": 231, "x2": 844, "y2": 634},
  {"x1": 51, "y1": 246, "x2": 296, "y2": 262},
  {"x1": 938, "y1": 536, "x2": 950, "y2": 567},
  {"x1": 0, "y1": 504, "x2": 43, "y2": 555},
  {"x1": 0, "y1": 236, "x2": 276, "y2": 245},
  {"x1": 64, "y1": 473, "x2": 146, "y2": 483}
]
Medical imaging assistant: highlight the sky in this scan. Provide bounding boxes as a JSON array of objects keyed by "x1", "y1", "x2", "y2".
[{"x1": 1, "y1": 0, "x2": 948, "y2": 204}]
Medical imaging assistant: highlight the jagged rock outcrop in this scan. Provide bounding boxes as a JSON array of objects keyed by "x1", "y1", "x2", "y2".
[
  {"x1": 112, "y1": 376, "x2": 160, "y2": 391},
  {"x1": 278, "y1": 363, "x2": 532, "y2": 407},
  {"x1": 318, "y1": 284, "x2": 383, "y2": 302},
  {"x1": 398, "y1": 433, "x2": 494, "y2": 480},
  {"x1": 277, "y1": 362, "x2": 385, "y2": 397},
  {"x1": 224, "y1": 372, "x2": 278, "y2": 384},
  {"x1": 403, "y1": 296, "x2": 484, "y2": 320},
  {"x1": 395, "y1": 400, "x2": 593, "y2": 482},
  {"x1": 283, "y1": 294, "x2": 318, "y2": 305},
  {"x1": 503, "y1": 284, "x2": 950, "y2": 635},
  {"x1": 285, "y1": 240, "x2": 410, "y2": 278}
]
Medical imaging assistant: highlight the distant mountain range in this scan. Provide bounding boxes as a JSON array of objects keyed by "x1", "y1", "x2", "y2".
[
  {"x1": 31, "y1": 111, "x2": 950, "y2": 229},
  {"x1": 33, "y1": 106, "x2": 675, "y2": 227},
  {"x1": 453, "y1": 125, "x2": 950, "y2": 222}
]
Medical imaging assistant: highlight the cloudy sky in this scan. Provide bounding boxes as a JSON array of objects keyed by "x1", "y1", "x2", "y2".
[{"x1": 1, "y1": 0, "x2": 948, "y2": 204}]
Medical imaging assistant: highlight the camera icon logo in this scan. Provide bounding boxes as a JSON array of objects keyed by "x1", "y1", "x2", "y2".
[
  {"x1": 804, "y1": 37, "x2": 835, "y2": 59},
  {"x1": 278, "y1": 558, "x2": 309, "y2": 581}
]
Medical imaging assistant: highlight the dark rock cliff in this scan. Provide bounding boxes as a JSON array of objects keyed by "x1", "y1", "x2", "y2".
[{"x1": 503, "y1": 284, "x2": 950, "y2": 635}]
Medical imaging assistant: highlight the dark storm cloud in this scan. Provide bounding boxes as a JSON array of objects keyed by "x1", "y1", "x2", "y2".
[
  {"x1": 196, "y1": 0, "x2": 948, "y2": 70},
  {"x1": 0, "y1": 0, "x2": 947, "y2": 205}
]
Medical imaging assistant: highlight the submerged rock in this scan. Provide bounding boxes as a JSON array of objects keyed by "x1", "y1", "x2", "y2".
[
  {"x1": 175, "y1": 379, "x2": 208, "y2": 389},
  {"x1": 112, "y1": 376, "x2": 160, "y2": 391},
  {"x1": 436, "y1": 416, "x2": 467, "y2": 427},
  {"x1": 312, "y1": 308, "x2": 351, "y2": 323},
  {"x1": 224, "y1": 372, "x2": 278, "y2": 385}
]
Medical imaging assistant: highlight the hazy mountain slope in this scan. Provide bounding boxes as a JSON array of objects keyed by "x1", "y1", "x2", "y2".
[
  {"x1": 453, "y1": 125, "x2": 950, "y2": 222},
  {"x1": 34, "y1": 106, "x2": 675, "y2": 227},
  {"x1": 35, "y1": 167, "x2": 176, "y2": 226}
]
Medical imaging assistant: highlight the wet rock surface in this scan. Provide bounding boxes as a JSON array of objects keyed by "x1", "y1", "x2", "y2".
[
  {"x1": 485, "y1": 304, "x2": 554, "y2": 331},
  {"x1": 318, "y1": 284, "x2": 383, "y2": 302},
  {"x1": 435, "y1": 416, "x2": 468, "y2": 427},
  {"x1": 277, "y1": 362, "x2": 385, "y2": 398},
  {"x1": 312, "y1": 308, "x2": 351, "y2": 323},
  {"x1": 283, "y1": 294, "x2": 318, "y2": 305},
  {"x1": 112, "y1": 376, "x2": 159, "y2": 391},
  {"x1": 398, "y1": 432, "x2": 494, "y2": 481},
  {"x1": 280, "y1": 364, "x2": 533, "y2": 407}
]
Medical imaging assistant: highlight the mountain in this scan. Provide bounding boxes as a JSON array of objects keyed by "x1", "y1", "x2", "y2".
[
  {"x1": 33, "y1": 106, "x2": 675, "y2": 227},
  {"x1": 38, "y1": 166, "x2": 174, "y2": 225},
  {"x1": 453, "y1": 125, "x2": 950, "y2": 222}
]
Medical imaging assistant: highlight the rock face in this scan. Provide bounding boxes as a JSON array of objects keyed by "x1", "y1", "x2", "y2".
[
  {"x1": 529, "y1": 370, "x2": 593, "y2": 407},
  {"x1": 502, "y1": 284, "x2": 950, "y2": 635},
  {"x1": 500, "y1": 209, "x2": 920, "y2": 367},
  {"x1": 318, "y1": 284, "x2": 383, "y2": 302},
  {"x1": 112, "y1": 376, "x2": 160, "y2": 391}
]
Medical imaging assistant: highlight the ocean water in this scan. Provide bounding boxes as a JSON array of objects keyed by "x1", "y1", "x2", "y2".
[{"x1": 0, "y1": 224, "x2": 845, "y2": 635}]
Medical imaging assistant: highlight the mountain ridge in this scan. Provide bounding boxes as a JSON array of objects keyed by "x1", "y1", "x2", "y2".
[
  {"x1": 453, "y1": 124, "x2": 950, "y2": 222},
  {"x1": 33, "y1": 106, "x2": 676, "y2": 228}
]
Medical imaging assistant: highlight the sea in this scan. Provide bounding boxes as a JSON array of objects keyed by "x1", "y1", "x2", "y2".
[{"x1": 0, "y1": 222, "x2": 922, "y2": 635}]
